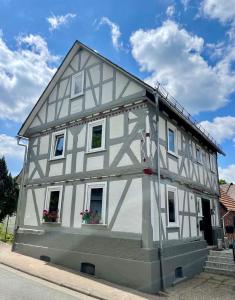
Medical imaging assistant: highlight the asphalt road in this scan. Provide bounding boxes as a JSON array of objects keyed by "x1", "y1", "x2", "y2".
[{"x1": 0, "y1": 264, "x2": 96, "y2": 300}]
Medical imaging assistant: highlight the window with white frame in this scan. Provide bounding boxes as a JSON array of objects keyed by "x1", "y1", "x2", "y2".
[
  {"x1": 167, "y1": 185, "x2": 179, "y2": 227},
  {"x1": 71, "y1": 71, "x2": 84, "y2": 98},
  {"x1": 196, "y1": 147, "x2": 201, "y2": 163},
  {"x1": 87, "y1": 118, "x2": 106, "y2": 153},
  {"x1": 83, "y1": 182, "x2": 107, "y2": 224},
  {"x1": 50, "y1": 130, "x2": 66, "y2": 160},
  {"x1": 167, "y1": 122, "x2": 177, "y2": 156},
  {"x1": 43, "y1": 186, "x2": 63, "y2": 223},
  {"x1": 209, "y1": 153, "x2": 216, "y2": 173},
  {"x1": 196, "y1": 197, "x2": 203, "y2": 217}
]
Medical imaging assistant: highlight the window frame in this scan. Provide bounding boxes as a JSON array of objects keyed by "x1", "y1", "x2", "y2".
[
  {"x1": 166, "y1": 185, "x2": 179, "y2": 228},
  {"x1": 84, "y1": 182, "x2": 107, "y2": 225},
  {"x1": 196, "y1": 197, "x2": 203, "y2": 217},
  {"x1": 196, "y1": 146, "x2": 202, "y2": 164},
  {"x1": 87, "y1": 118, "x2": 106, "y2": 153},
  {"x1": 44, "y1": 185, "x2": 63, "y2": 223},
  {"x1": 71, "y1": 70, "x2": 84, "y2": 99},
  {"x1": 50, "y1": 129, "x2": 66, "y2": 160},
  {"x1": 209, "y1": 153, "x2": 216, "y2": 173},
  {"x1": 167, "y1": 122, "x2": 178, "y2": 157}
]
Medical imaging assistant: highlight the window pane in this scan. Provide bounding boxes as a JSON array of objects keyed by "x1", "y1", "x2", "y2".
[
  {"x1": 54, "y1": 135, "x2": 64, "y2": 156},
  {"x1": 196, "y1": 149, "x2": 200, "y2": 162},
  {"x1": 49, "y1": 191, "x2": 60, "y2": 213},
  {"x1": 74, "y1": 73, "x2": 83, "y2": 95},
  {"x1": 92, "y1": 125, "x2": 102, "y2": 149},
  {"x1": 90, "y1": 188, "x2": 103, "y2": 223},
  {"x1": 168, "y1": 129, "x2": 175, "y2": 152},
  {"x1": 168, "y1": 191, "x2": 175, "y2": 223}
]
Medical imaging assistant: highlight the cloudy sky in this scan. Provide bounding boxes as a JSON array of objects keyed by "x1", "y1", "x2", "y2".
[{"x1": 0, "y1": 0, "x2": 235, "y2": 182}]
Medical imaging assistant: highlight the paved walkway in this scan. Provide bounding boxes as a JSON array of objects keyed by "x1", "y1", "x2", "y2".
[{"x1": 0, "y1": 242, "x2": 234, "y2": 299}]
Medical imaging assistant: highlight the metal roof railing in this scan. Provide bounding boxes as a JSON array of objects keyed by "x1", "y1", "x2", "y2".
[{"x1": 155, "y1": 82, "x2": 223, "y2": 153}]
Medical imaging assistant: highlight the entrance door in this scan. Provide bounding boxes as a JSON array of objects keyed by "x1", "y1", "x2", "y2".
[{"x1": 202, "y1": 199, "x2": 213, "y2": 245}]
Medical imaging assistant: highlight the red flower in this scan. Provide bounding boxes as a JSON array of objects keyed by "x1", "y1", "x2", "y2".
[
  {"x1": 43, "y1": 210, "x2": 48, "y2": 216},
  {"x1": 85, "y1": 209, "x2": 88, "y2": 212},
  {"x1": 80, "y1": 212, "x2": 83, "y2": 215}
]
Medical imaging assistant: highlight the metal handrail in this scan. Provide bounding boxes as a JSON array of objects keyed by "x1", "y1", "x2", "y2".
[{"x1": 155, "y1": 83, "x2": 223, "y2": 152}]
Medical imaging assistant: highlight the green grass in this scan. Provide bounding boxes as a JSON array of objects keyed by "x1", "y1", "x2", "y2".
[{"x1": 0, "y1": 223, "x2": 13, "y2": 244}]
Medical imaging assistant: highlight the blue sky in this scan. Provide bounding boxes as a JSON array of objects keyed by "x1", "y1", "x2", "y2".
[{"x1": 0, "y1": 0, "x2": 235, "y2": 182}]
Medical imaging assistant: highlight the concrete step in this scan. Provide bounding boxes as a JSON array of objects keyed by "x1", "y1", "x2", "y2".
[
  {"x1": 205, "y1": 261, "x2": 235, "y2": 271},
  {"x1": 204, "y1": 266, "x2": 235, "y2": 276},
  {"x1": 209, "y1": 250, "x2": 233, "y2": 258},
  {"x1": 208, "y1": 255, "x2": 234, "y2": 264}
]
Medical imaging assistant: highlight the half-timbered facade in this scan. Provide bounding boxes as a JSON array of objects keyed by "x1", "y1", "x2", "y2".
[{"x1": 15, "y1": 41, "x2": 224, "y2": 293}]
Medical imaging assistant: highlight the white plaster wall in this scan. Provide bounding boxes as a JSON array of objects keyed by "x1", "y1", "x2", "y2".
[
  {"x1": 34, "y1": 188, "x2": 46, "y2": 223},
  {"x1": 65, "y1": 154, "x2": 72, "y2": 174},
  {"x1": 191, "y1": 217, "x2": 197, "y2": 237},
  {"x1": 49, "y1": 162, "x2": 63, "y2": 176},
  {"x1": 73, "y1": 184, "x2": 85, "y2": 228},
  {"x1": 62, "y1": 185, "x2": 73, "y2": 227},
  {"x1": 168, "y1": 157, "x2": 178, "y2": 173},
  {"x1": 112, "y1": 178, "x2": 142, "y2": 233},
  {"x1": 159, "y1": 117, "x2": 166, "y2": 140},
  {"x1": 76, "y1": 151, "x2": 84, "y2": 173},
  {"x1": 108, "y1": 180, "x2": 127, "y2": 224},
  {"x1": 151, "y1": 179, "x2": 160, "y2": 241},
  {"x1": 109, "y1": 115, "x2": 124, "y2": 139},
  {"x1": 24, "y1": 189, "x2": 37, "y2": 226},
  {"x1": 39, "y1": 135, "x2": 49, "y2": 155},
  {"x1": 86, "y1": 155, "x2": 104, "y2": 171}
]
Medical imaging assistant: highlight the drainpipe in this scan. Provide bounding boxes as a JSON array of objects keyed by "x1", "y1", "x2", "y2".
[
  {"x1": 12, "y1": 136, "x2": 28, "y2": 251},
  {"x1": 154, "y1": 92, "x2": 166, "y2": 292}
]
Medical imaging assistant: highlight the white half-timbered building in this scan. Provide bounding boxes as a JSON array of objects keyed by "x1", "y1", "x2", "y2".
[{"x1": 15, "y1": 41, "x2": 224, "y2": 293}]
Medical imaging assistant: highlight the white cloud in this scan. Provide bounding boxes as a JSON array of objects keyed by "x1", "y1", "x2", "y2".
[
  {"x1": 0, "y1": 32, "x2": 58, "y2": 122},
  {"x1": 219, "y1": 164, "x2": 235, "y2": 183},
  {"x1": 99, "y1": 17, "x2": 123, "y2": 51},
  {"x1": 200, "y1": 116, "x2": 235, "y2": 144},
  {"x1": 130, "y1": 20, "x2": 235, "y2": 114},
  {"x1": 166, "y1": 5, "x2": 175, "y2": 17},
  {"x1": 0, "y1": 134, "x2": 24, "y2": 160},
  {"x1": 47, "y1": 13, "x2": 76, "y2": 31},
  {"x1": 201, "y1": 0, "x2": 235, "y2": 23}
]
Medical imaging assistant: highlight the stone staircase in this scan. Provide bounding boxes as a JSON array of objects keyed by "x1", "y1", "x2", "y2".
[{"x1": 204, "y1": 249, "x2": 235, "y2": 276}]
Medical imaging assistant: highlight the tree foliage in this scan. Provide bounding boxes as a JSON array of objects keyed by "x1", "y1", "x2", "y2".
[
  {"x1": 219, "y1": 179, "x2": 227, "y2": 185},
  {"x1": 0, "y1": 157, "x2": 19, "y2": 222}
]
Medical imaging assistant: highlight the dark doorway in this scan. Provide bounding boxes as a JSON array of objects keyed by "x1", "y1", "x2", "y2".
[{"x1": 202, "y1": 199, "x2": 213, "y2": 245}]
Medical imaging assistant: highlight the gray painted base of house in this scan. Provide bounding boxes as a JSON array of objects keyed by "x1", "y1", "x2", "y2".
[{"x1": 14, "y1": 232, "x2": 208, "y2": 294}]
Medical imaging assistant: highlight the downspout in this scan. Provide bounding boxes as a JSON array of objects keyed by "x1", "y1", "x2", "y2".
[
  {"x1": 12, "y1": 136, "x2": 28, "y2": 251},
  {"x1": 154, "y1": 92, "x2": 166, "y2": 292}
]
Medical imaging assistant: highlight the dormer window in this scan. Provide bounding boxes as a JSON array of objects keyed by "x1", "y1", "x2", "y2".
[
  {"x1": 50, "y1": 129, "x2": 66, "y2": 160},
  {"x1": 71, "y1": 71, "x2": 84, "y2": 98}
]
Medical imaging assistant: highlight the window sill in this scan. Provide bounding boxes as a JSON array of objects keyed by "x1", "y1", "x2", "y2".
[
  {"x1": 49, "y1": 156, "x2": 65, "y2": 162},
  {"x1": 69, "y1": 92, "x2": 84, "y2": 100},
  {"x1": 42, "y1": 222, "x2": 61, "y2": 225},
  {"x1": 167, "y1": 225, "x2": 180, "y2": 229},
  {"x1": 86, "y1": 148, "x2": 107, "y2": 154},
  {"x1": 167, "y1": 151, "x2": 179, "y2": 159}
]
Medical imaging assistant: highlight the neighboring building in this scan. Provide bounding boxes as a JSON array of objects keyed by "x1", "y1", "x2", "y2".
[
  {"x1": 14, "y1": 41, "x2": 224, "y2": 294},
  {"x1": 220, "y1": 184, "x2": 235, "y2": 231}
]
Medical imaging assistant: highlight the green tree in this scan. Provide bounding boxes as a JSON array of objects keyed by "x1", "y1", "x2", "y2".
[
  {"x1": 219, "y1": 179, "x2": 227, "y2": 185},
  {"x1": 0, "y1": 157, "x2": 19, "y2": 222}
]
